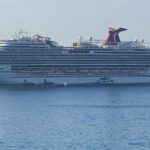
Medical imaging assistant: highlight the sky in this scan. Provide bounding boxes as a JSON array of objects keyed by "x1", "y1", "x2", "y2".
[{"x1": 0, "y1": 0, "x2": 150, "y2": 45}]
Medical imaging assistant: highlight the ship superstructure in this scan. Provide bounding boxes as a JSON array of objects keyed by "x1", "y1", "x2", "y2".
[{"x1": 0, "y1": 28, "x2": 150, "y2": 85}]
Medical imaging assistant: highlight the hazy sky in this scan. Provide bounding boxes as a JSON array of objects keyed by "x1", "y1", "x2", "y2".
[{"x1": 0, "y1": 0, "x2": 150, "y2": 45}]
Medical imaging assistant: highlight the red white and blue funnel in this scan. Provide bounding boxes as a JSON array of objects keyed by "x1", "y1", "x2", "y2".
[{"x1": 105, "y1": 28, "x2": 127, "y2": 45}]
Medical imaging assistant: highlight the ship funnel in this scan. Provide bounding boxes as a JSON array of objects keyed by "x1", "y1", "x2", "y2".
[{"x1": 105, "y1": 28, "x2": 127, "y2": 45}]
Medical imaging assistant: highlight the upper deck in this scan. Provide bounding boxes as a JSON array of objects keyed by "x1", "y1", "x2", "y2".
[{"x1": 0, "y1": 28, "x2": 149, "y2": 54}]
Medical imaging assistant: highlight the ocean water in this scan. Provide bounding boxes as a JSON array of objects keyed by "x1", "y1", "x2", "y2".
[{"x1": 0, "y1": 85, "x2": 150, "y2": 150}]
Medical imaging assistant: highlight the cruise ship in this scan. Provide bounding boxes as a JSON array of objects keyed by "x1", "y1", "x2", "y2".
[{"x1": 0, "y1": 28, "x2": 150, "y2": 85}]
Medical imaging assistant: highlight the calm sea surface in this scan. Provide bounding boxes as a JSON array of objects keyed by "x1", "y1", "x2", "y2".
[{"x1": 0, "y1": 85, "x2": 150, "y2": 150}]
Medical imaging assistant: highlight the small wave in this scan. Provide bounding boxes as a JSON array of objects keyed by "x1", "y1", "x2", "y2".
[
  {"x1": 46, "y1": 104, "x2": 150, "y2": 108},
  {"x1": 129, "y1": 142, "x2": 145, "y2": 147}
]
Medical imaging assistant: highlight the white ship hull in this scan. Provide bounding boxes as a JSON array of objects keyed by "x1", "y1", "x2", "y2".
[
  {"x1": 0, "y1": 28, "x2": 150, "y2": 86},
  {"x1": 0, "y1": 75, "x2": 150, "y2": 85}
]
